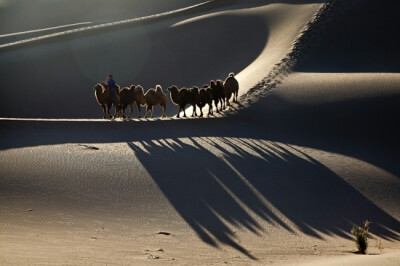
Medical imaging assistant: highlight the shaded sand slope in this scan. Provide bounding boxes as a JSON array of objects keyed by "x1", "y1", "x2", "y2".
[{"x1": 293, "y1": 0, "x2": 400, "y2": 72}]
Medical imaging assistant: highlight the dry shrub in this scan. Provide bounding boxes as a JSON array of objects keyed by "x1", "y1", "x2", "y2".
[{"x1": 351, "y1": 220, "x2": 371, "y2": 254}]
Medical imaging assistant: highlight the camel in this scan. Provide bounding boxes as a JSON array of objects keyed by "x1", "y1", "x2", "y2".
[
  {"x1": 134, "y1": 85, "x2": 167, "y2": 118},
  {"x1": 167, "y1": 85, "x2": 193, "y2": 118},
  {"x1": 189, "y1": 86, "x2": 200, "y2": 117},
  {"x1": 143, "y1": 85, "x2": 168, "y2": 118},
  {"x1": 197, "y1": 85, "x2": 214, "y2": 117},
  {"x1": 134, "y1": 85, "x2": 147, "y2": 118},
  {"x1": 99, "y1": 82, "x2": 122, "y2": 118},
  {"x1": 94, "y1": 83, "x2": 112, "y2": 119},
  {"x1": 119, "y1": 85, "x2": 137, "y2": 118},
  {"x1": 223, "y1": 72, "x2": 239, "y2": 105},
  {"x1": 210, "y1": 79, "x2": 226, "y2": 113}
]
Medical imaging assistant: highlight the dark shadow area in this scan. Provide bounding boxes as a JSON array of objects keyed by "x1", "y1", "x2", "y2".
[
  {"x1": 127, "y1": 136, "x2": 400, "y2": 257},
  {"x1": 237, "y1": 91, "x2": 400, "y2": 178},
  {"x1": 294, "y1": 0, "x2": 400, "y2": 72},
  {"x1": 0, "y1": 3, "x2": 268, "y2": 118}
]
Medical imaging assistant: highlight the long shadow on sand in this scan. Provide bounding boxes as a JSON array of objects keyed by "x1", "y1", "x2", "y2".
[{"x1": 127, "y1": 136, "x2": 400, "y2": 259}]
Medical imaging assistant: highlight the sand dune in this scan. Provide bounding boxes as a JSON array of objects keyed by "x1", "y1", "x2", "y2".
[
  {"x1": 0, "y1": 1, "x2": 319, "y2": 118},
  {"x1": 1, "y1": 0, "x2": 400, "y2": 265}
]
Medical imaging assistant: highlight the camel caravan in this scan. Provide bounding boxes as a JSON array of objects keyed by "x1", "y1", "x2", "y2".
[{"x1": 94, "y1": 73, "x2": 239, "y2": 119}]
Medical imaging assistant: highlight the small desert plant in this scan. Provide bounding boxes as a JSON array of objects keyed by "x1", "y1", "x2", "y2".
[
  {"x1": 351, "y1": 220, "x2": 371, "y2": 254},
  {"x1": 376, "y1": 237, "x2": 383, "y2": 253}
]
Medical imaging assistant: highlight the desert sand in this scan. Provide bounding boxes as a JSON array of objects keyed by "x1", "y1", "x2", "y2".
[{"x1": 1, "y1": 0, "x2": 400, "y2": 265}]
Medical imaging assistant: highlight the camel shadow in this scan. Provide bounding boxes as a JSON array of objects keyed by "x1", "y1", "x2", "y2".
[{"x1": 128, "y1": 136, "x2": 400, "y2": 259}]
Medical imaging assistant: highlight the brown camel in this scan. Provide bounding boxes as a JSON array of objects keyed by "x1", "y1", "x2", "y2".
[
  {"x1": 223, "y1": 72, "x2": 239, "y2": 105},
  {"x1": 99, "y1": 82, "x2": 122, "y2": 118},
  {"x1": 197, "y1": 85, "x2": 214, "y2": 117},
  {"x1": 119, "y1": 85, "x2": 137, "y2": 118},
  {"x1": 167, "y1": 85, "x2": 193, "y2": 118},
  {"x1": 134, "y1": 85, "x2": 167, "y2": 118},
  {"x1": 143, "y1": 85, "x2": 168, "y2": 118},
  {"x1": 210, "y1": 79, "x2": 226, "y2": 113},
  {"x1": 94, "y1": 83, "x2": 112, "y2": 119},
  {"x1": 134, "y1": 85, "x2": 148, "y2": 118},
  {"x1": 188, "y1": 86, "x2": 200, "y2": 117}
]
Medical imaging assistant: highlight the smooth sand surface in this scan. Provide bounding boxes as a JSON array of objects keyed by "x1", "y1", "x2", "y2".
[{"x1": 1, "y1": 0, "x2": 400, "y2": 265}]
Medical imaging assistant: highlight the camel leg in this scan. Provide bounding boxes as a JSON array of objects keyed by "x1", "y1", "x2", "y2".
[
  {"x1": 183, "y1": 106, "x2": 187, "y2": 117},
  {"x1": 199, "y1": 107, "x2": 203, "y2": 117},
  {"x1": 127, "y1": 104, "x2": 132, "y2": 118},
  {"x1": 102, "y1": 105, "x2": 107, "y2": 119},
  {"x1": 121, "y1": 104, "x2": 126, "y2": 119},
  {"x1": 151, "y1": 106, "x2": 154, "y2": 118},
  {"x1": 113, "y1": 104, "x2": 118, "y2": 119},
  {"x1": 107, "y1": 104, "x2": 112, "y2": 118},
  {"x1": 176, "y1": 107, "x2": 181, "y2": 118},
  {"x1": 136, "y1": 103, "x2": 141, "y2": 118},
  {"x1": 192, "y1": 104, "x2": 196, "y2": 117},
  {"x1": 162, "y1": 104, "x2": 166, "y2": 118}
]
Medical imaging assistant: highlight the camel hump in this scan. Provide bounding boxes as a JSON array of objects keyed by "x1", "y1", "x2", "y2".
[
  {"x1": 147, "y1": 89, "x2": 157, "y2": 95},
  {"x1": 135, "y1": 85, "x2": 144, "y2": 93},
  {"x1": 229, "y1": 72, "x2": 235, "y2": 77},
  {"x1": 155, "y1": 85, "x2": 163, "y2": 93}
]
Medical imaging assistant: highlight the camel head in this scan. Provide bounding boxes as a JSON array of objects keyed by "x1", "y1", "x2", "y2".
[
  {"x1": 94, "y1": 83, "x2": 104, "y2": 93},
  {"x1": 167, "y1": 85, "x2": 179, "y2": 93}
]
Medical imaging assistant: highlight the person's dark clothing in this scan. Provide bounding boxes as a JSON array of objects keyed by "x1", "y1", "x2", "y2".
[
  {"x1": 107, "y1": 79, "x2": 117, "y2": 101},
  {"x1": 107, "y1": 79, "x2": 116, "y2": 90}
]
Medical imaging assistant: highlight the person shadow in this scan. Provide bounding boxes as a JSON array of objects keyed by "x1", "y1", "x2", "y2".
[{"x1": 128, "y1": 136, "x2": 400, "y2": 259}]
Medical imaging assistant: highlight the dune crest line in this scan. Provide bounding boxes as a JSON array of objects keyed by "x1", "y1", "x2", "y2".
[{"x1": 0, "y1": 22, "x2": 93, "y2": 39}]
